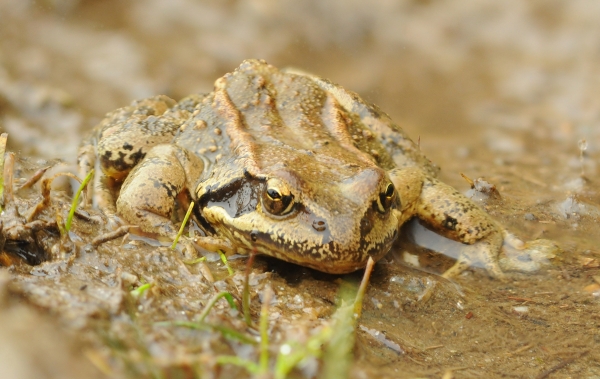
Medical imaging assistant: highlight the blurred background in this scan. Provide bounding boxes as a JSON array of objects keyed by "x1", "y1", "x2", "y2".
[{"x1": 1, "y1": 0, "x2": 598, "y2": 163}]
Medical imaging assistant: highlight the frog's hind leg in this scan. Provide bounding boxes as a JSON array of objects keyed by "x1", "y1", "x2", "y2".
[
  {"x1": 116, "y1": 144, "x2": 203, "y2": 253},
  {"x1": 408, "y1": 174, "x2": 507, "y2": 280}
]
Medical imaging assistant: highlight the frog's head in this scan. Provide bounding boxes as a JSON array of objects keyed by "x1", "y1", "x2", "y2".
[{"x1": 195, "y1": 159, "x2": 401, "y2": 274}]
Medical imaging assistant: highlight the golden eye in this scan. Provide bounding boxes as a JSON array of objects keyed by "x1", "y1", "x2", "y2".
[
  {"x1": 262, "y1": 178, "x2": 295, "y2": 216},
  {"x1": 376, "y1": 182, "x2": 396, "y2": 213}
]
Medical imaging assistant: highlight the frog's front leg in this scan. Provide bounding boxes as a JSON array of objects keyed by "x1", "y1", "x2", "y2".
[{"x1": 116, "y1": 144, "x2": 229, "y2": 257}]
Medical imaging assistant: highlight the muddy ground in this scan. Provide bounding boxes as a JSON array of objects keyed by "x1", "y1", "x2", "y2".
[{"x1": 1, "y1": 1, "x2": 599, "y2": 378}]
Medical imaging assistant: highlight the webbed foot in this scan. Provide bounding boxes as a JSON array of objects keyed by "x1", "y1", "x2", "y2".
[{"x1": 499, "y1": 235, "x2": 560, "y2": 273}]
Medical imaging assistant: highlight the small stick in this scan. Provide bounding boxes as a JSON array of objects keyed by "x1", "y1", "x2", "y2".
[
  {"x1": 506, "y1": 344, "x2": 534, "y2": 356},
  {"x1": 3, "y1": 152, "x2": 15, "y2": 205},
  {"x1": 535, "y1": 350, "x2": 589, "y2": 379},
  {"x1": 424, "y1": 344, "x2": 445, "y2": 351},
  {"x1": 354, "y1": 257, "x2": 376, "y2": 319},
  {"x1": 73, "y1": 209, "x2": 99, "y2": 223},
  {"x1": 460, "y1": 172, "x2": 475, "y2": 188},
  {"x1": 507, "y1": 296, "x2": 535, "y2": 302},
  {"x1": 91, "y1": 225, "x2": 136, "y2": 247},
  {"x1": 26, "y1": 172, "x2": 82, "y2": 222},
  {"x1": 17, "y1": 166, "x2": 51, "y2": 190}
]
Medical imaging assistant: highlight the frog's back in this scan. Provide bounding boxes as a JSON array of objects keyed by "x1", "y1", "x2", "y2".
[{"x1": 174, "y1": 59, "x2": 437, "y2": 183}]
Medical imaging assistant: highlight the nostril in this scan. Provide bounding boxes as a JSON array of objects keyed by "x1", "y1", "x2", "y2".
[
  {"x1": 250, "y1": 230, "x2": 258, "y2": 242},
  {"x1": 312, "y1": 219, "x2": 327, "y2": 232}
]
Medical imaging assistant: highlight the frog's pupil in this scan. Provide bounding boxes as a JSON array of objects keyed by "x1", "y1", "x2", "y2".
[
  {"x1": 267, "y1": 188, "x2": 281, "y2": 200},
  {"x1": 378, "y1": 194, "x2": 388, "y2": 213},
  {"x1": 385, "y1": 183, "x2": 395, "y2": 198},
  {"x1": 281, "y1": 194, "x2": 293, "y2": 210}
]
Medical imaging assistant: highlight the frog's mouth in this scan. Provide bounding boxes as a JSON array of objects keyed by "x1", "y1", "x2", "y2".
[
  {"x1": 199, "y1": 203, "x2": 400, "y2": 275},
  {"x1": 241, "y1": 224, "x2": 399, "y2": 274}
]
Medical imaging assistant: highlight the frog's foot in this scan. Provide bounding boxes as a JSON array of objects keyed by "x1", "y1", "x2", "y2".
[
  {"x1": 441, "y1": 235, "x2": 507, "y2": 281},
  {"x1": 499, "y1": 233, "x2": 560, "y2": 273}
]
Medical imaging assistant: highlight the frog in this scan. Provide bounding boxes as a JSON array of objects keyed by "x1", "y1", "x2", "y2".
[{"x1": 78, "y1": 59, "x2": 557, "y2": 279}]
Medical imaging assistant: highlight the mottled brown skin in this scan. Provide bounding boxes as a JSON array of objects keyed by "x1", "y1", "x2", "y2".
[{"x1": 79, "y1": 59, "x2": 556, "y2": 277}]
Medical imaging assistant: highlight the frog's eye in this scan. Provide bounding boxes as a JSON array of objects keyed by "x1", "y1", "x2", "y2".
[
  {"x1": 262, "y1": 179, "x2": 295, "y2": 216},
  {"x1": 376, "y1": 182, "x2": 396, "y2": 213}
]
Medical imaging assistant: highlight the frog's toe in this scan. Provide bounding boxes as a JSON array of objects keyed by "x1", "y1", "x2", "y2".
[
  {"x1": 500, "y1": 238, "x2": 560, "y2": 273},
  {"x1": 502, "y1": 231, "x2": 525, "y2": 249},
  {"x1": 442, "y1": 255, "x2": 507, "y2": 282},
  {"x1": 104, "y1": 213, "x2": 125, "y2": 231},
  {"x1": 172, "y1": 235, "x2": 198, "y2": 260},
  {"x1": 440, "y1": 234, "x2": 507, "y2": 280}
]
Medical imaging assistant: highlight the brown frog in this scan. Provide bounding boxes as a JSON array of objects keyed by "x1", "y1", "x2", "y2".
[{"x1": 78, "y1": 59, "x2": 556, "y2": 278}]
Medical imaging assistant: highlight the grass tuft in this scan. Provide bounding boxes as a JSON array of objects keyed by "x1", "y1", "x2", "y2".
[{"x1": 321, "y1": 297, "x2": 356, "y2": 379}]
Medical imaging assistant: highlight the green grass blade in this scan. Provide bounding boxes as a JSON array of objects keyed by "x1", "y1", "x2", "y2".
[
  {"x1": 130, "y1": 283, "x2": 153, "y2": 299},
  {"x1": 219, "y1": 250, "x2": 234, "y2": 275},
  {"x1": 215, "y1": 356, "x2": 260, "y2": 374},
  {"x1": 259, "y1": 287, "x2": 273, "y2": 375},
  {"x1": 65, "y1": 169, "x2": 94, "y2": 232},
  {"x1": 197, "y1": 291, "x2": 237, "y2": 323},
  {"x1": 160, "y1": 320, "x2": 257, "y2": 345},
  {"x1": 171, "y1": 201, "x2": 195, "y2": 250},
  {"x1": 242, "y1": 252, "x2": 255, "y2": 327}
]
